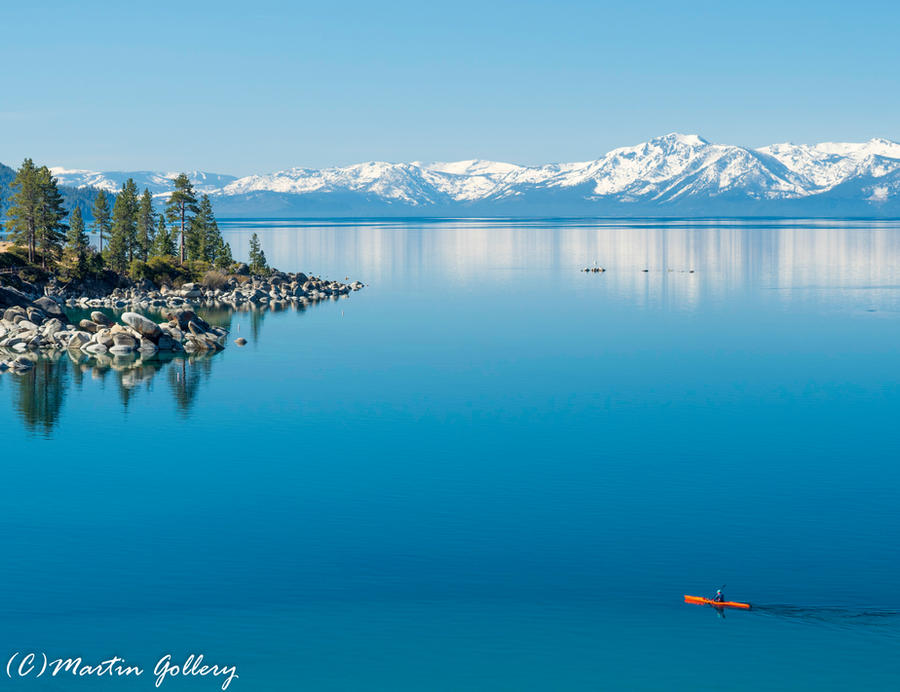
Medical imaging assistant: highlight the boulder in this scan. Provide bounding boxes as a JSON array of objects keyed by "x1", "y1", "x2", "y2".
[
  {"x1": 3, "y1": 305, "x2": 27, "y2": 322},
  {"x1": 157, "y1": 334, "x2": 176, "y2": 351},
  {"x1": 66, "y1": 331, "x2": 92, "y2": 351},
  {"x1": 112, "y1": 333, "x2": 139, "y2": 349},
  {"x1": 172, "y1": 309, "x2": 197, "y2": 330},
  {"x1": 187, "y1": 320, "x2": 206, "y2": 336},
  {"x1": 94, "y1": 329, "x2": 114, "y2": 348},
  {"x1": 121, "y1": 312, "x2": 162, "y2": 341},
  {"x1": 0, "y1": 287, "x2": 33, "y2": 311},
  {"x1": 41, "y1": 318, "x2": 65, "y2": 336},
  {"x1": 234, "y1": 337, "x2": 247, "y2": 346},
  {"x1": 91, "y1": 311, "x2": 112, "y2": 326},
  {"x1": 33, "y1": 296, "x2": 66, "y2": 320},
  {"x1": 79, "y1": 319, "x2": 100, "y2": 333}
]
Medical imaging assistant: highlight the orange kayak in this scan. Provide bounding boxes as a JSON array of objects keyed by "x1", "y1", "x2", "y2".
[{"x1": 684, "y1": 595, "x2": 751, "y2": 610}]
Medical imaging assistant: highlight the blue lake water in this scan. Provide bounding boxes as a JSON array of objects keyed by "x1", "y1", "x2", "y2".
[{"x1": 3, "y1": 218, "x2": 900, "y2": 690}]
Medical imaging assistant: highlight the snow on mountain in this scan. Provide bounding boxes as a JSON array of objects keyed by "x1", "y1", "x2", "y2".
[
  {"x1": 222, "y1": 162, "x2": 445, "y2": 204},
  {"x1": 758, "y1": 138, "x2": 900, "y2": 190},
  {"x1": 37, "y1": 134, "x2": 900, "y2": 216},
  {"x1": 216, "y1": 132, "x2": 884, "y2": 209},
  {"x1": 48, "y1": 168, "x2": 237, "y2": 196}
]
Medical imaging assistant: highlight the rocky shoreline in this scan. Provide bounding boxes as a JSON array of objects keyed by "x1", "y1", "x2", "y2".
[
  {"x1": 0, "y1": 271, "x2": 364, "y2": 374},
  {"x1": 59, "y1": 272, "x2": 364, "y2": 311}
]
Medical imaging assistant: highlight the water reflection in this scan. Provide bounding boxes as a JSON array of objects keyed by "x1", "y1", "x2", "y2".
[
  {"x1": 7, "y1": 349, "x2": 221, "y2": 433},
  {"x1": 11, "y1": 356, "x2": 69, "y2": 435},
  {"x1": 7, "y1": 219, "x2": 900, "y2": 433},
  {"x1": 220, "y1": 219, "x2": 900, "y2": 314},
  {"x1": 3, "y1": 300, "x2": 342, "y2": 434}
]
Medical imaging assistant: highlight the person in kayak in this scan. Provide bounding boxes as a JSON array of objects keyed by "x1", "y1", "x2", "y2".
[{"x1": 713, "y1": 589, "x2": 724, "y2": 603}]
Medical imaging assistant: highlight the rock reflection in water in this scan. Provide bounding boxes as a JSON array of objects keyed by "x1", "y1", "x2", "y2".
[{"x1": 4, "y1": 298, "x2": 349, "y2": 433}]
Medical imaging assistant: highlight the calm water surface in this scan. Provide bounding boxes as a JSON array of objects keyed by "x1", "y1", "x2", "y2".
[{"x1": 3, "y1": 219, "x2": 900, "y2": 690}]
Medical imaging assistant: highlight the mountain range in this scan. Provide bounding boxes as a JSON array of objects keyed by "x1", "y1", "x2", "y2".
[{"x1": 11, "y1": 133, "x2": 900, "y2": 217}]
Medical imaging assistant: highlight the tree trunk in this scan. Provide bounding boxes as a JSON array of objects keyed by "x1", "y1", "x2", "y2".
[{"x1": 180, "y1": 205, "x2": 185, "y2": 265}]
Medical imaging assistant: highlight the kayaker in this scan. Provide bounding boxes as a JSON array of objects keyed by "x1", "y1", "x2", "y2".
[{"x1": 713, "y1": 589, "x2": 724, "y2": 603}]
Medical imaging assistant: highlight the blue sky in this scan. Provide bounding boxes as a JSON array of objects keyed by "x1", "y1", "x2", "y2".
[{"x1": 2, "y1": 0, "x2": 898, "y2": 173}]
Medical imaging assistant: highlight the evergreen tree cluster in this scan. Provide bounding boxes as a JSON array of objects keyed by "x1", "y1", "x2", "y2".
[
  {"x1": 162, "y1": 174, "x2": 232, "y2": 267},
  {"x1": 3, "y1": 159, "x2": 239, "y2": 277},
  {"x1": 5, "y1": 159, "x2": 68, "y2": 268}
]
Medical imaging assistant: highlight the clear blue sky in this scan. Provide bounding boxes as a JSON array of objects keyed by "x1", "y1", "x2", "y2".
[{"x1": 2, "y1": 0, "x2": 898, "y2": 174}]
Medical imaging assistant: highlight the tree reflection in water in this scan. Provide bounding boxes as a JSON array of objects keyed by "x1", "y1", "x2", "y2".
[
  {"x1": 11, "y1": 353, "x2": 70, "y2": 436},
  {"x1": 9, "y1": 349, "x2": 223, "y2": 433},
  {"x1": 3, "y1": 297, "x2": 349, "y2": 433}
]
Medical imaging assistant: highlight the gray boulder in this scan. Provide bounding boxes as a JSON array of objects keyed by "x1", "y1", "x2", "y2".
[
  {"x1": 33, "y1": 296, "x2": 65, "y2": 320},
  {"x1": 91, "y1": 311, "x2": 112, "y2": 326},
  {"x1": 66, "y1": 331, "x2": 92, "y2": 351},
  {"x1": 112, "y1": 333, "x2": 139, "y2": 349},
  {"x1": 121, "y1": 312, "x2": 162, "y2": 341}
]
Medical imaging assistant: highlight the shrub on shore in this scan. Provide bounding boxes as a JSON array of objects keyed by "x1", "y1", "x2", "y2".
[
  {"x1": 130, "y1": 256, "x2": 190, "y2": 287},
  {"x1": 201, "y1": 270, "x2": 228, "y2": 290}
]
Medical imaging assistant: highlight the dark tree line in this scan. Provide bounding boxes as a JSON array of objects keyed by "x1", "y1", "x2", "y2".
[{"x1": 2, "y1": 159, "x2": 234, "y2": 276}]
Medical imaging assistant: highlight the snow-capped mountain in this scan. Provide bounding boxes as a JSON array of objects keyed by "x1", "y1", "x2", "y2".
[
  {"x1": 30, "y1": 133, "x2": 900, "y2": 216},
  {"x1": 48, "y1": 168, "x2": 237, "y2": 197},
  {"x1": 208, "y1": 133, "x2": 900, "y2": 216}
]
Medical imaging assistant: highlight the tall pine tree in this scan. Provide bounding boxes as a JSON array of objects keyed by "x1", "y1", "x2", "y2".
[
  {"x1": 107, "y1": 179, "x2": 138, "y2": 272},
  {"x1": 6, "y1": 158, "x2": 41, "y2": 263},
  {"x1": 151, "y1": 215, "x2": 176, "y2": 258},
  {"x1": 165, "y1": 174, "x2": 199, "y2": 265},
  {"x1": 215, "y1": 238, "x2": 233, "y2": 269},
  {"x1": 136, "y1": 188, "x2": 155, "y2": 262},
  {"x1": 186, "y1": 197, "x2": 208, "y2": 262},
  {"x1": 64, "y1": 204, "x2": 90, "y2": 276},
  {"x1": 185, "y1": 194, "x2": 232, "y2": 266},
  {"x1": 248, "y1": 232, "x2": 268, "y2": 274},
  {"x1": 91, "y1": 190, "x2": 112, "y2": 254},
  {"x1": 34, "y1": 166, "x2": 68, "y2": 268}
]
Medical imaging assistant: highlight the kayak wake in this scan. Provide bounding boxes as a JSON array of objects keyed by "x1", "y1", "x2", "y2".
[{"x1": 752, "y1": 604, "x2": 900, "y2": 622}]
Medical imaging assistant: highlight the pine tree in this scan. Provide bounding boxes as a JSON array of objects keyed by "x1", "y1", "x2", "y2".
[
  {"x1": 91, "y1": 190, "x2": 112, "y2": 253},
  {"x1": 34, "y1": 166, "x2": 69, "y2": 268},
  {"x1": 199, "y1": 195, "x2": 228, "y2": 265},
  {"x1": 64, "y1": 204, "x2": 90, "y2": 276},
  {"x1": 107, "y1": 179, "x2": 138, "y2": 272},
  {"x1": 136, "y1": 188, "x2": 155, "y2": 262},
  {"x1": 248, "y1": 232, "x2": 268, "y2": 274},
  {"x1": 186, "y1": 194, "x2": 230, "y2": 265},
  {"x1": 165, "y1": 174, "x2": 199, "y2": 264},
  {"x1": 151, "y1": 215, "x2": 176, "y2": 257},
  {"x1": 186, "y1": 197, "x2": 208, "y2": 262},
  {"x1": 6, "y1": 158, "x2": 41, "y2": 263},
  {"x1": 215, "y1": 239, "x2": 233, "y2": 269}
]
